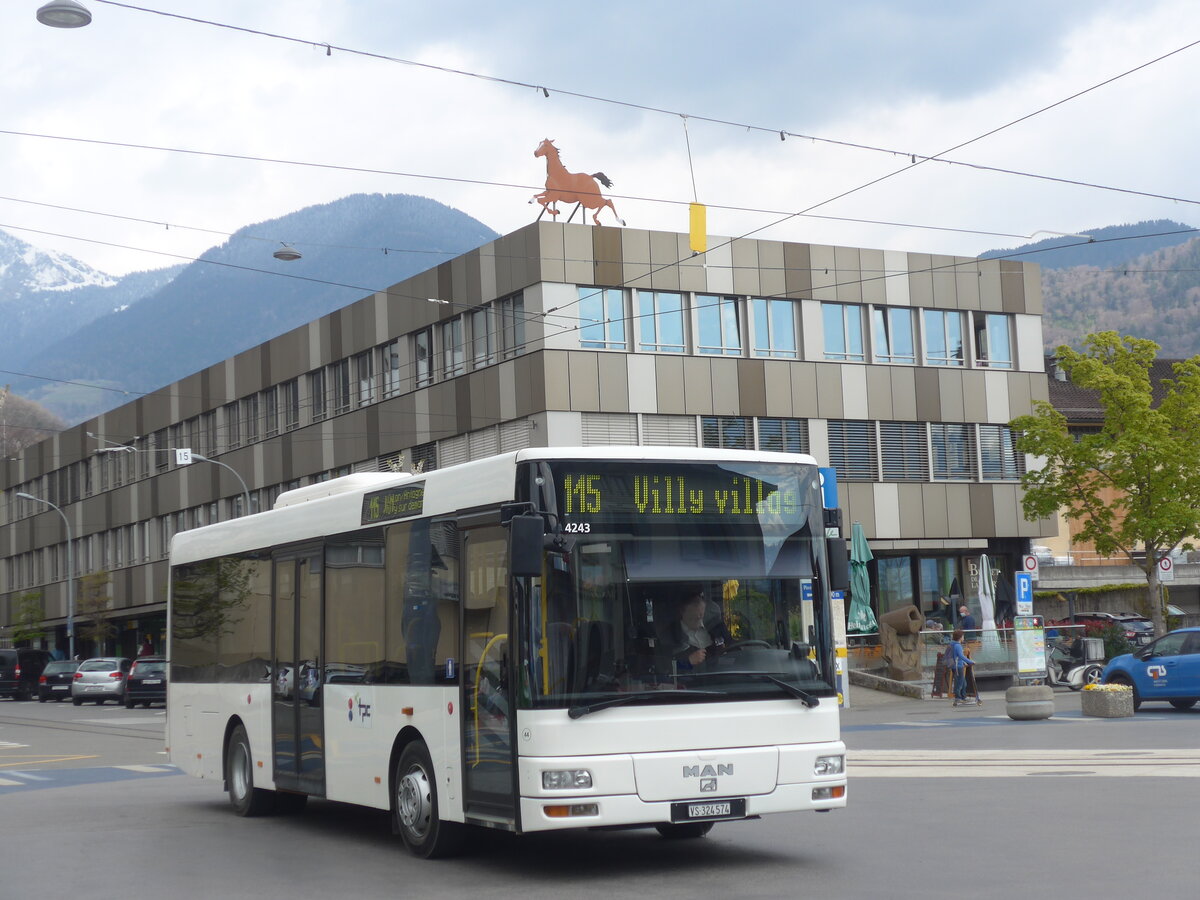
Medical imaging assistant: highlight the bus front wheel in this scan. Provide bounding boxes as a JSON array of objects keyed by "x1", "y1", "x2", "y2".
[
  {"x1": 394, "y1": 741, "x2": 464, "y2": 858},
  {"x1": 226, "y1": 724, "x2": 275, "y2": 817}
]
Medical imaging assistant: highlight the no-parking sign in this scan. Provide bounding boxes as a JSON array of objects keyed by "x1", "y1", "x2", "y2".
[{"x1": 1159, "y1": 555, "x2": 1175, "y2": 582}]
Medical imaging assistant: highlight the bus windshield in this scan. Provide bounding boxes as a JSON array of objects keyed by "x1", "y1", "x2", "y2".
[{"x1": 523, "y1": 459, "x2": 836, "y2": 713}]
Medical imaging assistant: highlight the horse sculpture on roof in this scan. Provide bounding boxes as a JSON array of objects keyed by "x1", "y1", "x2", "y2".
[{"x1": 532, "y1": 139, "x2": 624, "y2": 226}]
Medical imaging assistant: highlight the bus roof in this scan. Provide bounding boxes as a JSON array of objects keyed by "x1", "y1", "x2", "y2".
[{"x1": 169, "y1": 446, "x2": 819, "y2": 565}]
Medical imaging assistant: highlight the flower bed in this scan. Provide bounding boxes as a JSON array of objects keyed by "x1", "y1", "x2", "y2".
[{"x1": 1080, "y1": 683, "x2": 1134, "y2": 718}]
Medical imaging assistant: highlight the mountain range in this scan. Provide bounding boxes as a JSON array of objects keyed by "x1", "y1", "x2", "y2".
[
  {"x1": 1, "y1": 205, "x2": 1198, "y2": 429},
  {"x1": 1, "y1": 194, "x2": 497, "y2": 424}
]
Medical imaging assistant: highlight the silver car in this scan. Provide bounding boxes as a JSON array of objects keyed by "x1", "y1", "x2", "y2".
[{"x1": 71, "y1": 657, "x2": 132, "y2": 705}]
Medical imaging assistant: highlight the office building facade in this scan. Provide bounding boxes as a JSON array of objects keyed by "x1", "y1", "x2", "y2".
[{"x1": 1, "y1": 222, "x2": 1053, "y2": 653}]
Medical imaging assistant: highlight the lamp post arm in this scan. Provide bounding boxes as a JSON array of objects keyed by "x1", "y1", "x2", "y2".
[
  {"x1": 191, "y1": 454, "x2": 253, "y2": 516},
  {"x1": 15, "y1": 491, "x2": 75, "y2": 660}
]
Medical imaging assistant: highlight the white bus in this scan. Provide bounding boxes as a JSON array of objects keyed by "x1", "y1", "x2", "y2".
[{"x1": 167, "y1": 447, "x2": 849, "y2": 857}]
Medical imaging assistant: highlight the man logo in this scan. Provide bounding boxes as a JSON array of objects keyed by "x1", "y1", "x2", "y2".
[
  {"x1": 683, "y1": 764, "x2": 734, "y2": 778},
  {"x1": 700, "y1": 778, "x2": 718, "y2": 792}
]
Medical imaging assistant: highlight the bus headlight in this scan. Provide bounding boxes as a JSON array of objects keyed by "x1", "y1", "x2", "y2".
[
  {"x1": 542, "y1": 769, "x2": 593, "y2": 790},
  {"x1": 814, "y1": 755, "x2": 844, "y2": 776}
]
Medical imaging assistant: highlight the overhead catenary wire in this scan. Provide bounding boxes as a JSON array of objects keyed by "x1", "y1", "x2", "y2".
[{"x1": 75, "y1": 2, "x2": 1200, "y2": 211}]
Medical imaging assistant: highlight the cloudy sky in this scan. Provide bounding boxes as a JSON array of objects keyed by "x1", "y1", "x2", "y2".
[{"x1": 2, "y1": 0, "x2": 1198, "y2": 277}]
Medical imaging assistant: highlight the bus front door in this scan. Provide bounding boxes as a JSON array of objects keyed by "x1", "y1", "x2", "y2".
[
  {"x1": 461, "y1": 525, "x2": 517, "y2": 826},
  {"x1": 272, "y1": 547, "x2": 325, "y2": 796}
]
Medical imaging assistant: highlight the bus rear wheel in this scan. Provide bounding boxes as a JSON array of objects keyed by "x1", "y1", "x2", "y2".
[
  {"x1": 393, "y1": 741, "x2": 463, "y2": 858},
  {"x1": 226, "y1": 724, "x2": 275, "y2": 816}
]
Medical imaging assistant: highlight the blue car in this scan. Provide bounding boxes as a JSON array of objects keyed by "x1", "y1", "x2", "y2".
[{"x1": 1102, "y1": 627, "x2": 1200, "y2": 711}]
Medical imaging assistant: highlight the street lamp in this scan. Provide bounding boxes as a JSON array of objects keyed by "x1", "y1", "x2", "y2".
[
  {"x1": 90, "y1": 436, "x2": 254, "y2": 517},
  {"x1": 36, "y1": 0, "x2": 92, "y2": 28},
  {"x1": 190, "y1": 453, "x2": 253, "y2": 517},
  {"x1": 15, "y1": 492, "x2": 74, "y2": 660}
]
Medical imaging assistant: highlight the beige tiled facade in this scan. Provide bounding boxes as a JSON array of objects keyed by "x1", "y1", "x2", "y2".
[{"x1": 1, "y1": 222, "x2": 1054, "y2": 651}]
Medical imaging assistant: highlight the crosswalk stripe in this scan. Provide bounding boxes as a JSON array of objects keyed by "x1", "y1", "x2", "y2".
[{"x1": 849, "y1": 748, "x2": 1200, "y2": 777}]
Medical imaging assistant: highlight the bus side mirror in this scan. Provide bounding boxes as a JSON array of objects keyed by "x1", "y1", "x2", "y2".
[
  {"x1": 827, "y1": 538, "x2": 850, "y2": 593},
  {"x1": 509, "y1": 514, "x2": 545, "y2": 577}
]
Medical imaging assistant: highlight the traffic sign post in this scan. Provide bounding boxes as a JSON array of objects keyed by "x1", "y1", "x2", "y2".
[
  {"x1": 1022, "y1": 553, "x2": 1040, "y2": 582},
  {"x1": 1015, "y1": 571, "x2": 1034, "y2": 616}
]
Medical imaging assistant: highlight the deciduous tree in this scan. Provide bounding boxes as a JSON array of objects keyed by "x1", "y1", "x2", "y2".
[{"x1": 1012, "y1": 332, "x2": 1200, "y2": 636}]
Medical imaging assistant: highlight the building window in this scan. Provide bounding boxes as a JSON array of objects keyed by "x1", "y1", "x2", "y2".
[
  {"x1": 224, "y1": 402, "x2": 240, "y2": 450},
  {"x1": 355, "y1": 352, "x2": 376, "y2": 406},
  {"x1": 696, "y1": 294, "x2": 741, "y2": 356},
  {"x1": 381, "y1": 340, "x2": 403, "y2": 396},
  {"x1": 701, "y1": 415, "x2": 752, "y2": 450},
  {"x1": 262, "y1": 386, "x2": 279, "y2": 438},
  {"x1": 414, "y1": 328, "x2": 433, "y2": 388},
  {"x1": 411, "y1": 441, "x2": 437, "y2": 473},
  {"x1": 281, "y1": 379, "x2": 300, "y2": 431},
  {"x1": 154, "y1": 429, "x2": 169, "y2": 471},
  {"x1": 823, "y1": 303, "x2": 866, "y2": 362},
  {"x1": 469, "y1": 309, "x2": 495, "y2": 369},
  {"x1": 750, "y1": 298, "x2": 797, "y2": 358},
  {"x1": 872, "y1": 307, "x2": 916, "y2": 364},
  {"x1": 309, "y1": 369, "x2": 327, "y2": 422},
  {"x1": 924, "y1": 309, "x2": 965, "y2": 366},
  {"x1": 637, "y1": 290, "x2": 685, "y2": 354},
  {"x1": 496, "y1": 292, "x2": 525, "y2": 359},
  {"x1": 879, "y1": 421, "x2": 928, "y2": 481},
  {"x1": 979, "y1": 425, "x2": 1024, "y2": 480},
  {"x1": 757, "y1": 417, "x2": 808, "y2": 454},
  {"x1": 330, "y1": 358, "x2": 352, "y2": 413},
  {"x1": 242, "y1": 395, "x2": 259, "y2": 443},
  {"x1": 442, "y1": 317, "x2": 465, "y2": 378},
  {"x1": 931, "y1": 423, "x2": 976, "y2": 480},
  {"x1": 973, "y1": 313, "x2": 1013, "y2": 369},
  {"x1": 827, "y1": 420, "x2": 878, "y2": 481},
  {"x1": 579, "y1": 287, "x2": 627, "y2": 350}
]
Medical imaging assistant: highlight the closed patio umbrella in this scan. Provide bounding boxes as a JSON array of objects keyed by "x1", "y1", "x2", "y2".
[{"x1": 847, "y1": 522, "x2": 877, "y2": 633}]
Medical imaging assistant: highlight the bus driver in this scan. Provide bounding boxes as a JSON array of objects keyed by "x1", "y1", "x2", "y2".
[{"x1": 667, "y1": 589, "x2": 729, "y2": 670}]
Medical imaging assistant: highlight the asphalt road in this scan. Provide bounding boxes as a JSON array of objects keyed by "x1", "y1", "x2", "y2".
[{"x1": 0, "y1": 689, "x2": 1194, "y2": 899}]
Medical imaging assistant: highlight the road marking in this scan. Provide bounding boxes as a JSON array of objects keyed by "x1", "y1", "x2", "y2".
[
  {"x1": 115, "y1": 765, "x2": 176, "y2": 773},
  {"x1": 849, "y1": 748, "x2": 1200, "y2": 777},
  {"x1": 0, "y1": 741, "x2": 29, "y2": 749},
  {"x1": 0, "y1": 755, "x2": 97, "y2": 768}
]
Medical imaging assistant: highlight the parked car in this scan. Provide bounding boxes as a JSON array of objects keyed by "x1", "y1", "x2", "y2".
[
  {"x1": 124, "y1": 656, "x2": 167, "y2": 708},
  {"x1": 71, "y1": 657, "x2": 132, "y2": 705},
  {"x1": 1071, "y1": 611, "x2": 1154, "y2": 646},
  {"x1": 38, "y1": 659, "x2": 81, "y2": 701},
  {"x1": 1102, "y1": 627, "x2": 1200, "y2": 710},
  {"x1": 0, "y1": 648, "x2": 53, "y2": 701}
]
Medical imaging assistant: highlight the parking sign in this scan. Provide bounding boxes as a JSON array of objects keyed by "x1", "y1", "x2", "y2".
[{"x1": 1015, "y1": 571, "x2": 1033, "y2": 615}]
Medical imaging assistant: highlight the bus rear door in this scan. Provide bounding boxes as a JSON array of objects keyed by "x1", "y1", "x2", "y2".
[{"x1": 272, "y1": 546, "x2": 325, "y2": 796}]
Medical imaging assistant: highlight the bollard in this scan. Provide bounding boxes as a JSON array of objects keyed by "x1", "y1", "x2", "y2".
[{"x1": 1005, "y1": 684, "x2": 1054, "y2": 720}]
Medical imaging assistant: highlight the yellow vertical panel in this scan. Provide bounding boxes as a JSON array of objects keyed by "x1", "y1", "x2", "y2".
[{"x1": 689, "y1": 203, "x2": 707, "y2": 253}]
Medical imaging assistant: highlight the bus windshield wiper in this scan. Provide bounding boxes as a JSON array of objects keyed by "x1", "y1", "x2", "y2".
[
  {"x1": 568, "y1": 689, "x2": 725, "y2": 719},
  {"x1": 683, "y1": 671, "x2": 821, "y2": 708}
]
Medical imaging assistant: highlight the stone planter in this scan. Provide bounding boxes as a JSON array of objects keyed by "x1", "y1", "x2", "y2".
[
  {"x1": 1006, "y1": 685, "x2": 1055, "y2": 720},
  {"x1": 1081, "y1": 689, "x2": 1135, "y2": 718}
]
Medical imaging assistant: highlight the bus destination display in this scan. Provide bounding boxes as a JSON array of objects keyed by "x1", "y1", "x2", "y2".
[
  {"x1": 361, "y1": 483, "x2": 425, "y2": 525},
  {"x1": 552, "y1": 463, "x2": 810, "y2": 527}
]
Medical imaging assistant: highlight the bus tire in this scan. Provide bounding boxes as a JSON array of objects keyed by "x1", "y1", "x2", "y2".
[
  {"x1": 655, "y1": 822, "x2": 714, "y2": 839},
  {"x1": 226, "y1": 723, "x2": 275, "y2": 817},
  {"x1": 394, "y1": 741, "x2": 464, "y2": 858}
]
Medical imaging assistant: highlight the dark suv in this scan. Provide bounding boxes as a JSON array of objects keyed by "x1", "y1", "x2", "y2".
[{"x1": 0, "y1": 648, "x2": 54, "y2": 701}]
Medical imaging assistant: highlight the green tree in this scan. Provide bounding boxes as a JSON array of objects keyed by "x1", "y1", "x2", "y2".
[
  {"x1": 10, "y1": 591, "x2": 46, "y2": 645},
  {"x1": 77, "y1": 570, "x2": 115, "y2": 655},
  {"x1": 1012, "y1": 333, "x2": 1200, "y2": 638}
]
